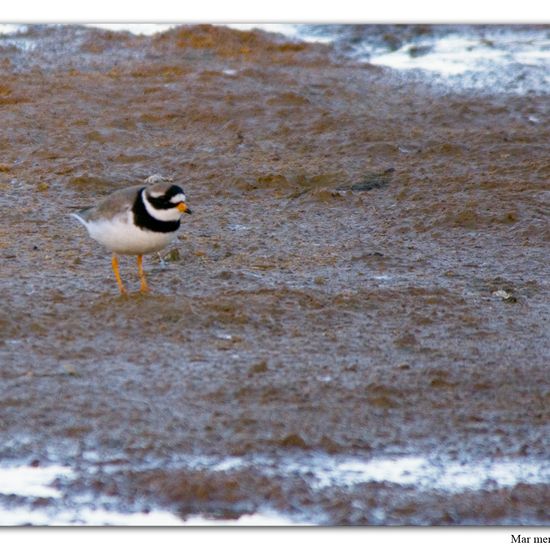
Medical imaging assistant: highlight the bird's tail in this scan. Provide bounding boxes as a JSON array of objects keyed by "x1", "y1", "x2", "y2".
[{"x1": 70, "y1": 212, "x2": 88, "y2": 227}]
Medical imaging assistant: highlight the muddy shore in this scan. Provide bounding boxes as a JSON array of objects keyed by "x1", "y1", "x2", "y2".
[{"x1": 0, "y1": 24, "x2": 548, "y2": 525}]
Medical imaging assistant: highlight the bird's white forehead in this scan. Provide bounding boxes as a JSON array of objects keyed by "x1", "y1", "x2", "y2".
[{"x1": 169, "y1": 193, "x2": 186, "y2": 204}]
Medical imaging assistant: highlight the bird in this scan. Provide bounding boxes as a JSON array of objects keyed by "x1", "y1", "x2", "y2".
[{"x1": 71, "y1": 174, "x2": 192, "y2": 294}]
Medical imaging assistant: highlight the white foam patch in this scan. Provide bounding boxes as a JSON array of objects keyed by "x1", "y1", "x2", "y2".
[
  {"x1": 0, "y1": 504, "x2": 306, "y2": 526},
  {"x1": 367, "y1": 33, "x2": 550, "y2": 76},
  {"x1": 278, "y1": 455, "x2": 550, "y2": 493},
  {"x1": 0, "y1": 24, "x2": 27, "y2": 35},
  {"x1": 369, "y1": 37, "x2": 489, "y2": 75},
  {"x1": 177, "y1": 452, "x2": 550, "y2": 494},
  {"x1": 0, "y1": 505, "x2": 184, "y2": 527},
  {"x1": 0, "y1": 465, "x2": 73, "y2": 498}
]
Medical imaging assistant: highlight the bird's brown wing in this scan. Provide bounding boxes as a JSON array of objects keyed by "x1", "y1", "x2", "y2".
[{"x1": 78, "y1": 185, "x2": 144, "y2": 222}]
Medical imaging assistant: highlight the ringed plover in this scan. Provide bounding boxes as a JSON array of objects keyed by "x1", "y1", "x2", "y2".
[{"x1": 71, "y1": 175, "x2": 192, "y2": 294}]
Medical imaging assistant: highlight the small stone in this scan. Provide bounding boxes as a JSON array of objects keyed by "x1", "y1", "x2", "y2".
[
  {"x1": 165, "y1": 248, "x2": 181, "y2": 262},
  {"x1": 280, "y1": 433, "x2": 308, "y2": 449},
  {"x1": 492, "y1": 289, "x2": 517, "y2": 303},
  {"x1": 63, "y1": 364, "x2": 78, "y2": 376},
  {"x1": 249, "y1": 360, "x2": 268, "y2": 374}
]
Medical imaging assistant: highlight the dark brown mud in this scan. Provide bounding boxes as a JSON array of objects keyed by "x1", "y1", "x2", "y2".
[{"x1": 0, "y1": 24, "x2": 549, "y2": 525}]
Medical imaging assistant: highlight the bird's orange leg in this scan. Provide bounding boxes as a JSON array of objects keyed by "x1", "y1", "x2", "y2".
[
  {"x1": 137, "y1": 254, "x2": 150, "y2": 293},
  {"x1": 111, "y1": 253, "x2": 127, "y2": 295}
]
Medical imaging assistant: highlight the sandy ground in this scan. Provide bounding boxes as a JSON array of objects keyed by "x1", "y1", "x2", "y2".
[{"x1": 0, "y1": 24, "x2": 549, "y2": 525}]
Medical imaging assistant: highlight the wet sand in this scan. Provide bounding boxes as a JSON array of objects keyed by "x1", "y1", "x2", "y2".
[{"x1": 0, "y1": 24, "x2": 549, "y2": 525}]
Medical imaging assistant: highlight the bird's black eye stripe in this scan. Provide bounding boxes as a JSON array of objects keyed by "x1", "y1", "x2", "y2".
[
  {"x1": 146, "y1": 185, "x2": 186, "y2": 210},
  {"x1": 147, "y1": 196, "x2": 173, "y2": 210}
]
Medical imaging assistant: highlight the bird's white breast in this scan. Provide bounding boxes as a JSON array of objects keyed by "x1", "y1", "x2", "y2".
[{"x1": 84, "y1": 212, "x2": 177, "y2": 255}]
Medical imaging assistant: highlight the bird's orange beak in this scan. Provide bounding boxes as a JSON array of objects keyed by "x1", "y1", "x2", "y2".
[{"x1": 177, "y1": 202, "x2": 192, "y2": 214}]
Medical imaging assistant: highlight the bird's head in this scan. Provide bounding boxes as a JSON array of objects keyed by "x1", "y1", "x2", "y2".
[{"x1": 142, "y1": 181, "x2": 192, "y2": 222}]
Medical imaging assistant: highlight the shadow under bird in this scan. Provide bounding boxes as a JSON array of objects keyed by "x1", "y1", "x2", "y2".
[{"x1": 71, "y1": 175, "x2": 192, "y2": 294}]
